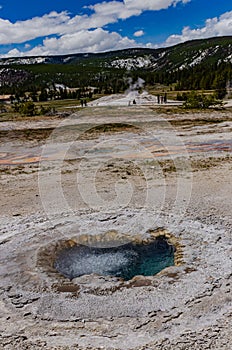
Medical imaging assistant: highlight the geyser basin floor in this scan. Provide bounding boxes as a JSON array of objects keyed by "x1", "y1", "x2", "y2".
[
  {"x1": 54, "y1": 237, "x2": 175, "y2": 280},
  {"x1": 0, "y1": 107, "x2": 232, "y2": 349}
]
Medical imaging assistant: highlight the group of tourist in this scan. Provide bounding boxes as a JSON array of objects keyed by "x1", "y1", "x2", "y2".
[
  {"x1": 80, "y1": 99, "x2": 87, "y2": 107},
  {"x1": 156, "y1": 93, "x2": 167, "y2": 104}
]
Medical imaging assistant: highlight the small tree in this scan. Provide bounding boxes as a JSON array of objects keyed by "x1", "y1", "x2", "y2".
[
  {"x1": 12, "y1": 101, "x2": 36, "y2": 116},
  {"x1": 183, "y1": 91, "x2": 223, "y2": 109},
  {"x1": 12, "y1": 102, "x2": 20, "y2": 113},
  {"x1": 20, "y1": 101, "x2": 37, "y2": 116},
  {"x1": 39, "y1": 89, "x2": 48, "y2": 102},
  {"x1": 215, "y1": 88, "x2": 227, "y2": 100},
  {"x1": 39, "y1": 105, "x2": 52, "y2": 115},
  {"x1": 28, "y1": 91, "x2": 38, "y2": 102}
]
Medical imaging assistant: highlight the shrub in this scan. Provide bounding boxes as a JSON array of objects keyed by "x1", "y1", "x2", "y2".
[
  {"x1": 12, "y1": 101, "x2": 37, "y2": 116},
  {"x1": 183, "y1": 91, "x2": 223, "y2": 109},
  {"x1": 20, "y1": 101, "x2": 37, "y2": 116}
]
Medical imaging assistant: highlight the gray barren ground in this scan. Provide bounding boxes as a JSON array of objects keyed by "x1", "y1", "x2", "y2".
[{"x1": 0, "y1": 106, "x2": 232, "y2": 349}]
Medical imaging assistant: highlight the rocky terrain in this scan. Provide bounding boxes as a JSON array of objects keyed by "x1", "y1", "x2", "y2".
[{"x1": 0, "y1": 104, "x2": 232, "y2": 349}]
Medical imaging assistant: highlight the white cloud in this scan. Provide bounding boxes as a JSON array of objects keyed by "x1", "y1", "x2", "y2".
[
  {"x1": 2, "y1": 29, "x2": 139, "y2": 57},
  {"x1": 4, "y1": 48, "x2": 21, "y2": 57},
  {"x1": 0, "y1": 0, "x2": 190, "y2": 46},
  {"x1": 134, "y1": 30, "x2": 145, "y2": 37},
  {"x1": 88, "y1": 0, "x2": 190, "y2": 22},
  {"x1": 0, "y1": 11, "x2": 71, "y2": 44},
  {"x1": 0, "y1": 0, "x2": 191, "y2": 57},
  {"x1": 5, "y1": 0, "x2": 231, "y2": 58},
  {"x1": 164, "y1": 10, "x2": 232, "y2": 46},
  {"x1": 88, "y1": 1, "x2": 142, "y2": 20},
  {"x1": 124, "y1": 0, "x2": 190, "y2": 12},
  {"x1": 3, "y1": 8, "x2": 231, "y2": 58}
]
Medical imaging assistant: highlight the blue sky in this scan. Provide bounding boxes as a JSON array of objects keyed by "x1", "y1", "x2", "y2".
[{"x1": 0, "y1": 0, "x2": 231, "y2": 57}]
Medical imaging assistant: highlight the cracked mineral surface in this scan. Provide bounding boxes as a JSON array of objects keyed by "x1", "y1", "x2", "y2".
[{"x1": 0, "y1": 105, "x2": 232, "y2": 349}]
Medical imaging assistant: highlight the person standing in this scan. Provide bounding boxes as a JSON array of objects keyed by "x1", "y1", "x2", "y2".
[{"x1": 164, "y1": 92, "x2": 167, "y2": 103}]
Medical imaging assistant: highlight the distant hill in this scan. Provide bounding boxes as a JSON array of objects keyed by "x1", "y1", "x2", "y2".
[{"x1": 0, "y1": 36, "x2": 231, "y2": 95}]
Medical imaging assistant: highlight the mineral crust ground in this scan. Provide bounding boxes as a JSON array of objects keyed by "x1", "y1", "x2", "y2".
[{"x1": 0, "y1": 105, "x2": 232, "y2": 349}]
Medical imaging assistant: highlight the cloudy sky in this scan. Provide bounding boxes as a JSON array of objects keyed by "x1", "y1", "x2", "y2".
[{"x1": 0, "y1": 0, "x2": 231, "y2": 57}]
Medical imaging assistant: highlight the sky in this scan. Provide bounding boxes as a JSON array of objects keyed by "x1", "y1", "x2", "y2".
[{"x1": 0, "y1": 0, "x2": 231, "y2": 57}]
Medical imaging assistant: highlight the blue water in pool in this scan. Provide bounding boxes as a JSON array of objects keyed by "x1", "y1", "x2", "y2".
[{"x1": 55, "y1": 237, "x2": 175, "y2": 281}]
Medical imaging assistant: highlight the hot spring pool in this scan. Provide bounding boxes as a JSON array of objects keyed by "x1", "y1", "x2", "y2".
[{"x1": 54, "y1": 236, "x2": 175, "y2": 281}]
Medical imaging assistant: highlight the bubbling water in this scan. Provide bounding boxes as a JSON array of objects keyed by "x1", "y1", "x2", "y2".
[{"x1": 54, "y1": 237, "x2": 175, "y2": 281}]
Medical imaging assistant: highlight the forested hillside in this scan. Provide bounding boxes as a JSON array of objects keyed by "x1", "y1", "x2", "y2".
[{"x1": 0, "y1": 36, "x2": 231, "y2": 98}]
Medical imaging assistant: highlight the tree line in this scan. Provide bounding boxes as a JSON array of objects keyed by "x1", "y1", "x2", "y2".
[{"x1": 0, "y1": 59, "x2": 231, "y2": 99}]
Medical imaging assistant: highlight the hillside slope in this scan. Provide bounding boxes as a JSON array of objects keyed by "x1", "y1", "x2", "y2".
[{"x1": 0, "y1": 36, "x2": 231, "y2": 94}]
